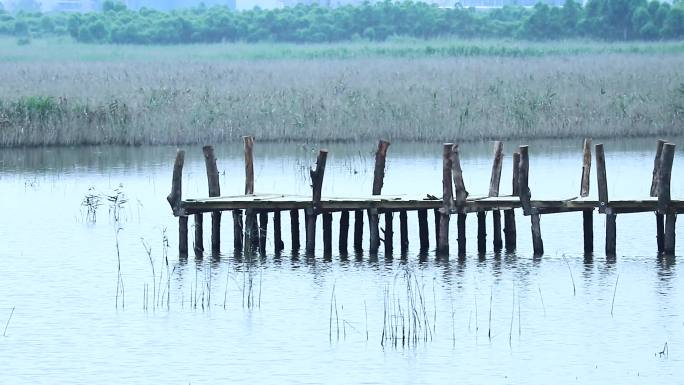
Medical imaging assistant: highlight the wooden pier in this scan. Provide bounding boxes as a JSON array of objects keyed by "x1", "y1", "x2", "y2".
[{"x1": 167, "y1": 137, "x2": 681, "y2": 258}]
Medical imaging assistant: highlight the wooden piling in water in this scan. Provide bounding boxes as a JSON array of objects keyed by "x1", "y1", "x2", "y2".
[
  {"x1": 323, "y1": 212, "x2": 333, "y2": 255},
  {"x1": 606, "y1": 211, "x2": 617, "y2": 256},
  {"x1": 306, "y1": 150, "x2": 328, "y2": 254},
  {"x1": 518, "y1": 146, "x2": 531, "y2": 215},
  {"x1": 369, "y1": 140, "x2": 390, "y2": 254},
  {"x1": 179, "y1": 216, "x2": 188, "y2": 257},
  {"x1": 384, "y1": 211, "x2": 394, "y2": 255},
  {"x1": 438, "y1": 143, "x2": 454, "y2": 255},
  {"x1": 244, "y1": 136, "x2": 254, "y2": 195},
  {"x1": 477, "y1": 212, "x2": 486, "y2": 253},
  {"x1": 489, "y1": 141, "x2": 503, "y2": 252},
  {"x1": 245, "y1": 209, "x2": 257, "y2": 253},
  {"x1": 418, "y1": 209, "x2": 429, "y2": 251},
  {"x1": 399, "y1": 210, "x2": 408, "y2": 253},
  {"x1": 233, "y1": 210, "x2": 243, "y2": 250},
  {"x1": 580, "y1": 138, "x2": 593, "y2": 253},
  {"x1": 258, "y1": 211, "x2": 268, "y2": 254},
  {"x1": 290, "y1": 209, "x2": 300, "y2": 250},
  {"x1": 595, "y1": 144, "x2": 608, "y2": 214},
  {"x1": 273, "y1": 211, "x2": 284, "y2": 253},
  {"x1": 243, "y1": 137, "x2": 257, "y2": 253},
  {"x1": 167, "y1": 150, "x2": 186, "y2": 255},
  {"x1": 434, "y1": 208, "x2": 441, "y2": 249},
  {"x1": 531, "y1": 213, "x2": 543, "y2": 255},
  {"x1": 203, "y1": 145, "x2": 221, "y2": 253},
  {"x1": 457, "y1": 213, "x2": 467, "y2": 256},
  {"x1": 354, "y1": 210, "x2": 363, "y2": 252},
  {"x1": 503, "y1": 152, "x2": 519, "y2": 251},
  {"x1": 651, "y1": 140, "x2": 666, "y2": 253},
  {"x1": 194, "y1": 214, "x2": 203, "y2": 253},
  {"x1": 339, "y1": 211, "x2": 349, "y2": 253},
  {"x1": 659, "y1": 143, "x2": 676, "y2": 255}
]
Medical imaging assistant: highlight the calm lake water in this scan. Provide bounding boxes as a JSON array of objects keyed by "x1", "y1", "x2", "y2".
[{"x1": 0, "y1": 137, "x2": 682, "y2": 384}]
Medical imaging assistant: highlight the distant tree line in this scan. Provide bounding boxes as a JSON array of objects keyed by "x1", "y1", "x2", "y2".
[{"x1": 1, "y1": 0, "x2": 683, "y2": 44}]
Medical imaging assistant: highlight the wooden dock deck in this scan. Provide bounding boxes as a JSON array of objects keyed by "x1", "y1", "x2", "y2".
[{"x1": 167, "y1": 138, "x2": 680, "y2": 257}]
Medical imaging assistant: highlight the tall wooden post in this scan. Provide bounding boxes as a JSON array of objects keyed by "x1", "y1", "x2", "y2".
[
  {"x1": 651, "y1": 139, "x2": 666, "y2": 252},
  {"x1": 369, "y1": 140, "x2": 390, "y2": 254},
  {"x1": 438, "y1": 143, "x2": 454, "y2": 255},
  {"x1": 451, "y1": 144, "x2": 468, "y2": 256},
  {"x1": 489, "y1": 141, "x2": 504, "y2": 252},
  {"x1": 595, "y1": 144, "x2": 608, "y2": 214},
  {"x1": 306, "y1": 150, "x2": 328, "y2": 254},
  {"x1": 477, "y1": 212, "x2": 486, "y2": 253},
  {"x1": 203, "y1": 146, "x2": 221, "y2": 253},
  {"x1": 659, "y1": 143, "x2": 676, "y2": 255},
  {"x1": 580, "y1": 138, "x2": 593, "y2": 253},
  {"x1": 504, "y1": 152, "x2": 519, "y2": 251},
  {"x1": 167, "y1": 150, "x2": 187, "y2": 256},
  {"x1": 243, "y1": 137, "x2": 257, "y2": 252},
  {"x1": 194, "y1": 214, "x2": 203, "y2": 254},
  {"x1": 518, "y1": 146, "x2": 531, "y2": 215}
]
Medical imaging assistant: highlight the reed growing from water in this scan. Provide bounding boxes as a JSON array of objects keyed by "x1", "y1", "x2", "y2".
[{"x1": 1, "y1": 52, "x2": 682, "y2": 146}]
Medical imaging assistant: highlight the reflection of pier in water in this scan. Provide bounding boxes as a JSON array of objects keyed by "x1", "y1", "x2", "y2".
[{"x1": 167, "y1": 138, "x2": 680, "y2": 258}]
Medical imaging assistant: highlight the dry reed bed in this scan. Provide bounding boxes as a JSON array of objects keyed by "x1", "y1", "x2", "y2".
[{"x1": 0, "y1": 54, "x2": 682, "y2": 146}]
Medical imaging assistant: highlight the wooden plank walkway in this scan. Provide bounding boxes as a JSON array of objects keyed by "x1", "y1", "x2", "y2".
[
  {"x1": 180, "y1": 194, "x2": 684, "y2": 214},
  {"x1": 168, "y1": 137, "x2": 680, "y2": 258}
]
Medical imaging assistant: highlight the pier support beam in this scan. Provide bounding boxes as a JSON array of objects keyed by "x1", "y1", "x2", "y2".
[
  {"x1": 339, "y1": 211, "x2": 350, "y2": 253},
  {"x1": 354, "y1": 210, "x2": 363, "y2": 252},
  {"x1": 179, "y1": 216, "x2": 188, "y2": 257},
  {"x1": 477, "y1": 212, "x2": 486, "y2": 254},
  {"x1": 399, "y1": 210, "x2": 409, "y2": 254},
  {"x1": 274, "y1": 211, "x2": 284, "y2": 253},
  {"x1": 583, "y1": 209, "x2": 593, "y2": 254},
  {"x1": 457, "y1": 213, "x2": 467, "y2": 256},
  {"x1": 290, "y1": 209, "x2": 300, "y2": 251},
  {"x1": 605, "y1": 211, "x2": 617, "y2": 256},
  {"x1": 384, "y1": 211, "x2": 394, "y2": 255},
  {"x1": 531, "y1": 212, "x2": 543, "y2": 256},
  {"x1": 258, "y1": 211, "x2": 268, "y2": 254},
  {"x1": 323, "y1": 212, "x2": 333, "y2": 256},
  {"x1": 167, "y1": 149, "x2": 186, "y2": 256},
  {"x1": 194, "y1": 214, "x2": 203, "y2": 254},
  {"x1": 418, "y1": 209, "x2": 429, "y2": 251},
  {"x1": 580, "y1": 139, "x2": 593, "y2": 254},
  {"x1": 233, "y1": 210, "x2": 243, "y2": 251}
]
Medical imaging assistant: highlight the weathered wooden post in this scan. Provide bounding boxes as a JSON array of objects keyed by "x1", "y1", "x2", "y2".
[
  {"x1": 167, "y1": 150, "x2": 187, "y2": 256},
  {"x1": 369, "y1": 140, "x2": 390, "y2": 254},
  {"x1": 418, "y1": 209, "x2": 429, "y2": 251},
  {"x1": 451, "y1": 144, "x2": 468, "y2": 256},
  {"x1": 354, "y1": 210, "x2": 363, "y2": 252},
  {"x1": 434, "y1": 208, "x2": 441, "y2": 248},
  {"x1": 659, "y1": 143, "x2": 676, "y2": 255},
  {"x1": 580, "y1": 138, "x2": 593, "y2": 253},
  {"x1": 519, "y1": 145, "x2": 543, "y2": 255},
  {"x1": 290, "y1": 209, "x2": 300, "y2": 250},
  {"x1": 477, "y1": 212, "x2": 486, "y2": 253},
  {"x1": 399, "y1": 210, "x2": 409, "y2": 254},
  {"x1": 243, "y1": 136, "x2": 258, "y2": 252},
  {"x1": 233, "y1": 210, "x2": 243, "y2": 251},
  {"x1": 595, "y1": 143, "x2": 615, "y2": 255},
  {"x1": 339, "y1": 211, "x2": 350, "y2": 253},
  {"x1": 194, "y1": 213, "x2": 203, "y2": 253},
  {"x1": 651, "y1": 139, "x2": 666, "y2": 252},
  {"x1": 258, "y1": 211, "x2": 268, "y2": 254},
  {"x1": 273, "y1": 211, "x2": 284, "y2": 253},
  {"x1": 384, "y1": 210, "x2": 393, "y2": 255},
  {"x1": 306, "y1": 150, "x2": 328, "y2": 254},
  {"x1": 323, "y1": 212, "x2": 333, "y2": 256},
  {"x1": 503, "y1": 152, "x2": 519, "y2": 251},
  {"x1": 438, "y1": 143, "x2": 454, "y2": 255},
  {"x1": 489, "y1": 141, "x2": 504, "y2": 252},
  {"x1": 203, "y1": 146, "x2": 221, "y2": 253}
]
